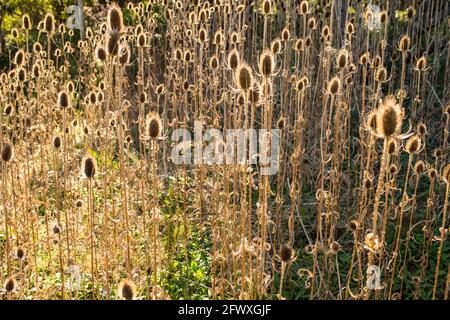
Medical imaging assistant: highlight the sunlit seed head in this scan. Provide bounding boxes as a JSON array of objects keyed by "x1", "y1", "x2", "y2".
[
  {"x1": 259, "y1": 49, "x2": 275, "y2": 77},
  {"x1": 262, "y1": 0, "x2": 272, "y2": 15},
  {"x1": 405, "y1": 135, "x2": 421, "y2": 154},
  {"x1": 107, "y1": 4, "x2": 124, "y2": 32},
  {"x1": 58, "y1": 91, "x2": 70, "y2": 108},
  {"x1": 1, "y1": 143, "x2": 14, "y2": 162},
  {"x1": 146, "y1": 113, "x2": 162, "y2": 140},
  {"x1": 4, "y1": 277, "x2": 15, "y2": 293},
  {"x1": 299, "y1": 1, "x2": 309, "y2": 15},
  {"x1": 327, "y1": 76, "x2": 341, "y2": 95},
  {"x1": 415, "y1": 56, "x2": 427, "y2": 71},
  {"x1": 118, "y1": 279, "x2": 136, "y2": 300},
  {"x1": 106, "y1": 30, "x2": 120, "y2": 57},
  {"x1": 387, "y1": 139, "x2": 397, "y2": 155},
  {"x1": 271, "y1": 38, "x2": 282, "y2": 55},
  {"x1": 235, "y1": 63, "x2": 253, "y2": 93},
  {"x1": 81, "y1": 155, "x2": 97, "y2": 179},
  {"x1": 336, "y1": 49, "x2": 349, "y2": 69},
  {"x1": 375, "y1": 66, "x2": 387, "y2": 83},
  {"x1": 376, "y1": 95, "x2": 403, "y2": 138},
  {"x1": 22, "y1": 14, "x2": 32, "y2": 30},
  {"x1": 389, "y1": 164, "x2": 398, "y2": 175},
  {"x1": 399, "y1": 34, "x2": 411, "y2": 52},
  {"x1": 52, "y1": 136, "x2": 62, "y2": 149},
  {"x1": 413, "y1": 160, "x2": 426, "y2": 175},
  {"x1": 280, "y1": 244, "x2": 293, "y2": 262},
  {"x1": 43, "y1": 13, "x2": 55, "y2": 34}
]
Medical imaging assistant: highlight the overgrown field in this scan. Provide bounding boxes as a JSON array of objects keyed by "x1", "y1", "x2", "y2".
[{"x1": 0, "y1": 0, "x2": 449, "y2": 300}]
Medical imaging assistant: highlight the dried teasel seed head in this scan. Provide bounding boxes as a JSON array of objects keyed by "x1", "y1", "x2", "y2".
[
  {"x1": 209, "y1": 56, "x2": 219, "y2": 70},
  {"x1": 428, "y1": 168, "x2": 437, "y2": 179},
  {"x1": 53, "y1": 224, "x2": 62, "y2": 234},
  {"x1": 399, "y1": 34, "x2": 411, "y2": 52},
  {"x1": 375, "y1": 66, "x2": 388, "y2": 83},
  {"x1": 359, "y1": 52, "x2": 370, "y2": 65},
  {"x1": 1, "y1": 143, "x2": 14, "y2": 162},
  {"x1": 14, "y1": 50, "x2": 25, "y2": 66},
  {"x1": 389, "y1": 164, "x2": 398, "y2": 175},
  {"x1": 415, "y1": 56, "x2": 427, "y2": 71},
  {"x1": 106, "y1": 30, "x2": 120, "y2": 56},
  {"x1": 227, "y1": 49, "x2": 240, "y2": 70},
  {"x1": 307, "y1": 17, "x2": 317, "y2": 30},
  {"x1": 281, "y1": 27, "x2": 290, "y2": 41},
  {"x1": 405, "y1": 135, "x2": 422, "y2": 154},
  {"x1": 364, "y1": 177, "x2": 372, "y2": 189},
  {"x1": 417, "y1": 122, "x2": 427, "y2": 136},
  {"x1": 299, "y1": 1, "x2": 309, "y2": 15},
  {"x1": 22, "y1": 14, "x2": 32, "y2": 30},
  {"x1": 43, "y1": 13, "x2": 55, "y2": 34},
  {"x1": 336, "y1": 49, "x2": 349, "y2": 69},
  {"x1": 387, "y1": 139, "x2": 398, "y2": 155},
  {"x1": 96, "y1": 47, "x2": 107, "y2": 62},
  {"x1": 271, "y1": 38, "x2": 282, "y2": 55},
  {"x1": 107, "y1": 3, "x2": 124, "y2": 32},
  {"x1": 330, "y1": 241, "x2": 341, "y2": 253},
  {"x1": 4, "y1": 277, "x2": 15, "y2": 293},
  {"x1": 16, "y1": 247, "x2": 25, "y2": 260},
  {"x1": 146, "y1": 113, "x2": 162, "y2": 140},
  {"x1": 52, "y1": 136, "x2": 62, "y2": 149},
  {"x1": 261, "y1": 0, "x2": 272, "y2": 15},
  {"x1": 407, "y1": 7, "x2": 415, "y2": 19},
  {"x1": 58, "y1": 91, "x2": 70, "y2": 108},
  {"x1": 349, "y1": 220, "x2": 359, "y2": 231},
  {"x1": 235, "y1": 63, "x2": 253, "y2": 93},
  {"x1": 413, "y1": 160, "x2": 426, "y2": 175},
  {"x1": 259, "y1": 49, "x2": 275, "y2": 77},
  {"x1": 380, "y1": 11, "x2": 388, "y2": 24},
  {"x1": 327, "y1": 76, "x2": 341, "y2": 95},
  {"x1": 376, "y1": 95, "x2": 403, "y2": 138},
  {"x1": 433, "y1": 148, "x2": 443, "y2": 158},
  {"x1": 81, "y1": 155, "x2": 97, "y2": 179},
  {"x1": 280, "y1": 244, "x2": 293, "y2": 262},
  {"x1": 118, "y1": 279, "x2": 137, "y2": 300},
  {"x1": 75, "y1": 199, "x2": 83, "y2": 208}
]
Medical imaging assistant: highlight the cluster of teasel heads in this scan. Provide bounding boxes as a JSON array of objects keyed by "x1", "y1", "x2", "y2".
[{"x1": 0, "y1": 0, "x2": 449, "y2": 300}]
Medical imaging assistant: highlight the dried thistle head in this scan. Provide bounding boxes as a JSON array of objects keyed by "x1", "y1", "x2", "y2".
[
  {"x1": 107, "y1": 3, "x2": 124, "y2": 32},
  {"x1": 146, "y1": 113, "x2": 162, "y2": 140},
  {"x1": 1, "y1": 143, "x2": 14, "y2": 162},
  {"x1": 399, "y1": 34, "x2": 411, "y2": 52},
  {"x1": 106, "y1": 30, "x2": 120, "y2": 57},
  {"x1": 235, "y1": 62, "x2": 253, "y2": 94},
  {"x1": 327, "y1": 76, "x2": 341, "y2": 95},
  {"x1": 280, "y1": 244, "x2": 294, "y2": 262},
  {"x1": 52, "y1": 136, "x2": 62, "y2": 150},
  {"x1": 58, "y1": 91, "x2": 70, "y2": 108},
  {"x1": 81, "y1": 155, "x2": 97, "y2": 179},
  {"x1": 271, "y1": 38, "x2": 282, "y2": 55},
  {"x1": 375, "y1": 95, "x2": 403, "y2": 138},
  {"x1": 405, "y1": 135, "x2": 422, "y2": 154},
  {"x1": 413, "y1": 160, "x2": 426, "y2": 175},
  {"x1": 336, "y1": 49, "x2": 349, "y2": 69},
  {"x1": 261, "y1": 0, "x2": 272, "y2": 15},
  {"x1": 43, "y1": 13, "x2": 55, "y2": 34},
  {"x1": 259, "y1": 49, "x2": 275, "y2": 78},
  {"x1": 227, "y1": 49, "x2": 240, "y2": 70},
  {"x1": 118, "y1": 279, "x2": 137, "y2": 300}
]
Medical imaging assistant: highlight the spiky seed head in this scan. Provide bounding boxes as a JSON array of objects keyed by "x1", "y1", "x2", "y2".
[
  {"x1": 1, "y1": 143, "x2": 14, "y2": 162},
  {"x1": 428, "y1": 168, "x2": 437, "y2": 179},
  {"x1": 44, "y1": 13, "x2": 55, "y2": 34},
  {"x1": 17, "y1": 247, "x2": 25, "y2": 260},
  {"x1": 262, "y1": 0, "x2": 272, "y2": 15},
  {"x1": 53, "y1": 224, "x2": 62, "y2": 234},
  {"x1": 380, "y1": 11, "x2": 388, "y2": 24},
  {"x1": 227, "y1": 49, "x2": 240, "y2": 70},
  {"x1": 58, "y1": 91, "x2": 70, "y2": 108},
  {"x1": 405, "y1": 135, "x2": 422, "y2": 154},
  {"x1": 81, "y1": 155, "x2": 97, "y2": 179},
  {"x1": 17, "y1": 68, "x2": 26, "y2": 82},
  {"x1": 307, "y1": 17, "x2": 317, "y2": 30},
  {"x1": 118, "y1": 279, "x2": 136, "y2": 300},
  {"x1": 416, "y1": 56, "x2": 427, "y2": 71},
  {"x1": 364, "y1": 177, "x2": 372, "y2": 189},
  {"x1": 107, "y1": 4, "x2": 124, "y2": 32},
  {"x1": 137, "y1": 33, "x2": 146, "y2": 47},
  {"x1": 53, "y1": 136, "x2": 62, "y2": 149},
  {"x1": 299, "y1": 1, "x2": 308, "y2": 15},
  {"x1": 330, "y1": 241, "x2": 341, "y2": 253},
  {"x1": 4, "y1": 277, "x2": 15, "y2": 293},
  {"x1": 156, "y1": 84, "x2": 165, "y2": 95},
  {"x1": 349, "y1": 220, "x2": 359, "y2": 231},
  {"x1": 321, "y1": 25, "x2": 330, "y2": 38},
  {"x1": 336, "y1": 49, "x2": 349, "y2": 69},
  {"x1": 375, "y1": 66, "x2": 387, "y2": 83},
  {"x1": 75, "y1": 199, "x2": 83, "y2": 208},
  {"x1": 294, "y1": 38, "x2": 305, "y2": 52},
  {"x1": 249, "y1": 84, "x2": 262, "y2": 105},
  {"x1": 271, "y1": 39, "x2": 282, "y2": 55},
  {"x1": 280, "y1": 244, "x2": 293, "y2": 262},
  {"x1": 399, "y1": 35, "x2": 411, "y2": 52},
  {"x1": 372, "y1": 55, "x2": 382, "y2": 69},
  {"x1": 376, "y1": 95, "x2": 403, "y2": 138},
  {"x1": 22, "y1": 14, "x2": 32, "y2": 30},
  {"x1": 119, "y1": 44, "x2": 130, "y2": 65},
  {"x1": 259, "y1": 49, "x2": 275, "y2": 77},
  {"x1": 359, "y1": 52, "x2": 370, "y2": 65},
  {"x1": 183, "y1": 50, "x2": 192, "y2": 63},
  {"x1": 389, "y1": 164, "x2": 398, "y2": 175},
  {"x1": 235, "y1": 63, "x2": 253, "y2": 93},
  {"x1": 345, "y1": 22, "x2": 355, "y2": 34},
  {"x1": 4, "y1": 104, "x2": 13, "y2": 116},
  {"x1": 95, "y1": 47, "x2": 107, "y2": 62},
  {"x1": 146, "y1": 113, "x2": 162, "y2": 140},
  {"x1": 277, "y1": 117, "x2": 285, "y2": 129},
  {"x1": 387, "y1": 139, "x2": 397, "y2": 155},
  {"x1": 327, "y1": 76, "x2": 341, "y2": 95},
  {"x1": 407, "y1": 7, "x2": 415, "y2": 19},
  {"x1": 281, "y1": 27, "x2": 290, "y2": 41},
  {"x1": 14, "y1": 50, "x2": 25, "y2": 66},
  {"x1": 413, "y1": 160, "x2": 425, "y2": 175},
  {"x1": 107, "y1": 30, "x2": 120, "y2": 56},
  {"x1": 433, "y1": 148, "x2": 443, "y2": 158}
]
